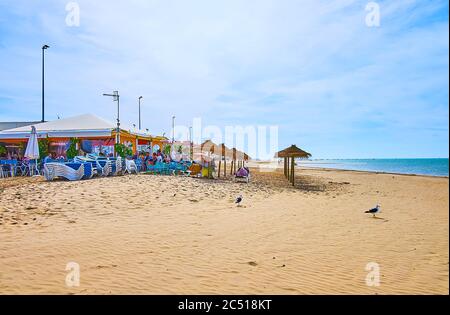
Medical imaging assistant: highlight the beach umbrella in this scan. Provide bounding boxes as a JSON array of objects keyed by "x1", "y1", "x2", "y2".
[
  {"x1": 200, "y1": 140, "x2": 216, "y2": 154},
  {"x1": 275, "y1": 145, "x2": 311, "y2": 186},
  {"x1": 216, "y1": 143, "x2": 231, "y2": 177},
  {"x1": 24, "y1": 126, "x2": 40, "y2": 176}
]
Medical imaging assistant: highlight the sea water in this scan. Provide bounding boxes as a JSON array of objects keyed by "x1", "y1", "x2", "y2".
[{"x1": 298, "y1": 158, "x2": 449, "y2": 177}]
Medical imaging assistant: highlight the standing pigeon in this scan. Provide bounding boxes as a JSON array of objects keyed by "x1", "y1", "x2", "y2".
[
  {"x1": 365, "y1": 204, "x2": 381, "y2": 217},
  {"x1": 235, "y1": 195, "x2": 243, "y2": 206}
]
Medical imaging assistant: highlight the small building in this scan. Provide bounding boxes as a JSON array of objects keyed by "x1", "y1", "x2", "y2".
[{"x1": 0, "y1": 113, "x2": 168, "y2": 158}]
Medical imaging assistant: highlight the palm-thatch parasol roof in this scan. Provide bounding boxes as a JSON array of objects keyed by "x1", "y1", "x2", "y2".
[
  {"x1": 199, "y1": 140, "x2": 251, "y2": 161},
  {"x1": 217, "y1": 143, "x2": 233, "y2": 160},
  {"x1": 275, "y1": 145, "x2": 311, "y2": 159},
  {"x1": 200, "y1": 140, "x2": 216, "y2": 153},
  {"x1": 276, "y1": 144, "x2": 311, "y2": 186}
]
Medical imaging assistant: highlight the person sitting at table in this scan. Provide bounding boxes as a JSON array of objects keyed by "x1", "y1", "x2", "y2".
[
  {"x1": 157, "y1": 152, "x2": 163, "y2": 163},
  {"x1": 144, "y1": 152, "x2": 150, "y2": 163},
  {"x1": 43, "y1": 152, "x2": 53, "y2": 164}
]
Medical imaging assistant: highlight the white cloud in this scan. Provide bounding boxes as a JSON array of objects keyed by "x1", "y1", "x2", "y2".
[{"x1": 0, "y1": 0, "x2": 448, "y2": 157}]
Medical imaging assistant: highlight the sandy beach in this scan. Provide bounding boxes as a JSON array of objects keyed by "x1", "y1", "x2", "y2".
[{"x1": 0, "y1": 166, "x2": 448, "y2": 295}]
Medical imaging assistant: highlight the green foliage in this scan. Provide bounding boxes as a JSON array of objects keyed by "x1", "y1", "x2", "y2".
[
  {"x1": 114, "y1": 143, "x2": 133, "y2": 158},
  {"x1": 0, "y1": 144, "x2": 6, "y2": 156},
  {"x1": 66, "y1": 138, "x2": 79, "y2": 159},
  {"x1": 38, "y1": 138, "x2": 50, "y2": 160},
  {"x1": 18, "y1": 142, "x2": 25, "y2": 154},
  {"x1": 176, "y1": 145, "x2": 183, "y2": 154},
  {"x1": 163, "y1": 144, "x2": 171, "y2": 155}
]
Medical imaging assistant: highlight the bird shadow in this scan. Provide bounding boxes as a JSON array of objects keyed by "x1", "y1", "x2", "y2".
[{"x1": 371, "y1": 216, "x2": 389, "y2": 222}]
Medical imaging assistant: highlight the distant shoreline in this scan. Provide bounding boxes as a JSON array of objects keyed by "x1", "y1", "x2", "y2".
[
  {"x1": 297, "y1": 165, "x2": 449, "y2": 179},
  {"x1": 250, "y1": 161, "x2": 449, "y2": 179}
]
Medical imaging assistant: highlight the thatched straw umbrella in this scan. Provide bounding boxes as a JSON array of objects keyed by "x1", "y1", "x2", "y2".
[
  {"x1": 216, "y1": 143, "x2": 232, "y2": 178},
  {"x1": 229, "y1": 148, "x2": 237, "y2": 175},
  {"x1": 233, "y1": 150, "x2": 249, "y2": 169},
  {"x1": 275, "y1": 145, "x2": 311, "y2": 186},
  {"x1": 228, "y1": 148, "x2": 243, "y2": 175},
  {"x1": 200, "y1": 140, "x2": 215, "y2": 154}
]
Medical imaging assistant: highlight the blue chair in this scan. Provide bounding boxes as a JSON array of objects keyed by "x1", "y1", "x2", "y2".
[
  {"x1": 152, "y1": 162, "x2": 162, "y2": 174},
  {"x1": 24, "y1": 160, "x2": 39, "y2": 176},
  {"x1": 0, "y1": 160, "x2": 18, "y2": 177}
]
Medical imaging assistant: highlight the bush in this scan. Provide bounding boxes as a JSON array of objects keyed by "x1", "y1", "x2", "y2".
[
  {"x1": 66, "y1": 138, "x2": 79, "y2": 159},
  {"x1": 38, "y1": 138, "x2": 49, "y2": 160},
  {"x1": 0, "y1": 144, "x2": 6, "y2": 156},
  {"x1": 163, "y1": 144, "x2": 171, "y2": 155},
  {"x1": 114, "y1": 143, "x2": 133, "y2": 158}
]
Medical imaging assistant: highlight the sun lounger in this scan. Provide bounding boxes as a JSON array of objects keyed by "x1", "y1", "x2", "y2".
[
  {"x1": 86, "y1": 154, "x2": 113, "y2": 176},
  {"x1": 108, "y1": 157, "x2": 123, "y2": 175},
  {"x1": 74, "y1": 156, "x2": 98, "y2": 177},
  {"x1": 125, "y1": 159, "x2": 138, "y2": 174},
  {"x1": 43, "y1": 162, "x2": 86, "y2": 181},
  {"x1": 234, "y1": 167, "x2": 250, "y2": 183}
]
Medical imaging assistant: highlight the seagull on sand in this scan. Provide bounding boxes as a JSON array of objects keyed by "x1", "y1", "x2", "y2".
[
  {"x1": 235, "y1": 195, "x2": 243, "y2": 206},
  {"x1": 365, "y1": 204, "x2": 381, "y2": 217}
]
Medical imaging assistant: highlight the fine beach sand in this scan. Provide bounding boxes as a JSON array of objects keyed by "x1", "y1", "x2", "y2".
[{"x1": 0, "y1": 166, "x2": 448, "y2": 294}]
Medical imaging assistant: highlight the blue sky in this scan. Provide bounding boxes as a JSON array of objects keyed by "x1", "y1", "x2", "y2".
[{"x1": 0, "y1": 0, "x2": 448, "y2": 158}]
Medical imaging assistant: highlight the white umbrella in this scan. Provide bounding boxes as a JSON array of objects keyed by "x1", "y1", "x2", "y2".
[{"x1": 24, "y1": 126, "x2": 40, "y2": 175}]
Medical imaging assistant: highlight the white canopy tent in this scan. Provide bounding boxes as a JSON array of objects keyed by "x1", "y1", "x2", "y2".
[{"x1": 0, "y1": 114, "x2": 153, "y2": 140}]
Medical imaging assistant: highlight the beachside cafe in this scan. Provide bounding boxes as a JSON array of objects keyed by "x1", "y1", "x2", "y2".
[{"x1": 0, "y1": 113, "x2": 168, "y2": 159}]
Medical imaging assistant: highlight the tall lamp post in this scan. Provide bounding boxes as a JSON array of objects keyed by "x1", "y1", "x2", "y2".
[
  {"x1": 172, "y1": 116, "x2": 176, "y2": 144},
  {"x1": 138, "y1": 96, "x2": 143, "y2": 130},
  {"x1": 189, "y1": 126, "x2": 193, "y2": 161},
  {"x1": 41, "y1": 45, "x2": 50, "y2": 122},
  {"x1": 103, "y1": 91, "x2": 121, "y2": 150}
]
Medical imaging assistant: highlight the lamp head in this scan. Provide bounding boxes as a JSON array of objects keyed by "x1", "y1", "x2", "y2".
[{"x1": 42, "y1": 45, "x2": 50, "y2": 50}]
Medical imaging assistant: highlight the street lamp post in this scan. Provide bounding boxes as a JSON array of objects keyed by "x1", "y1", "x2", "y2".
[
  {"x1": 103, "y1": 91, "x2": 121, "y2": 150},
  {"x1": 41, "y1": 45, "x2": 49, "y2": 122},
  {"x1": 138, "y1": 96, "x2": 143, "y2": 130},
  {"x1": 189, "y1": 126, "x2": 193, "y2": 161},
  {"x1": 172, "y1": 116, "x2": 176, "y2": 144}
]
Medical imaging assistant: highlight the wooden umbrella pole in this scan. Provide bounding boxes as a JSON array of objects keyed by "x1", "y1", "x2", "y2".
[
  {"x1": 224, "y1": 159, "x2": 227, "y2": 178},
  {"x1": 288, "y1": 157, "x2": 291, "y2": 181},
  {"x1": 284, "y1": 157, "x2": 287, "y2": 177},
  {"x1": 287, "y1": 157, "x2": 290, "y2": 180},
  {"x1": 285, "y1": 158, "x2": 288, "y2": 179},
  {"x1": 218, "y1": 161, "x2": 221, "y2": 178},
  {"x1": 286, "y1": 157, "x2": 289, "y2": 180},
  {"x1": 291, "y1": 157, "x2": 295, "y2": 186}
]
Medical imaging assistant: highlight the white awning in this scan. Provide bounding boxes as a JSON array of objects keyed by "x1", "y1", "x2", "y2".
[{"x1": 0, "y1": 113, "x2": 155, "y2": 140}]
